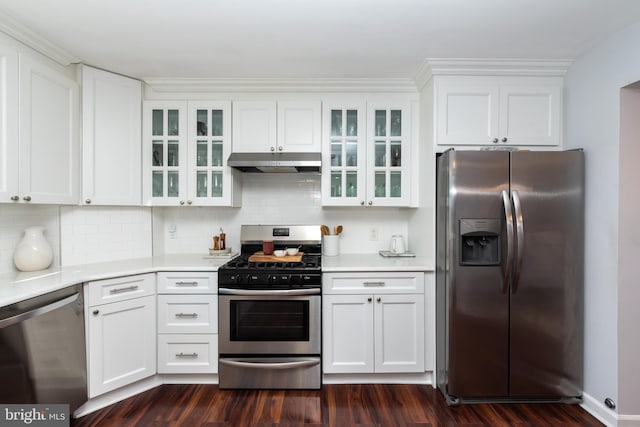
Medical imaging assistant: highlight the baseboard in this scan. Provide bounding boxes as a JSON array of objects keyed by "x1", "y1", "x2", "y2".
[
  {"x1": 74, "y1": 376, "x2": 162, "y2": 418},
  {"x1": 618, "y1": 414, "x2": 640, "y2": 427},
  {"x1": 322, "y1": 372, "x2": 433, "y2": 385},
  {"x1": 581, "y1": 392, "x2": 617, "y2": 427}
]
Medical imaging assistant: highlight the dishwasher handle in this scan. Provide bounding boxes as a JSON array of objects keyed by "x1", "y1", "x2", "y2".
[{"x1": 0, "y1": 293, "x2": 79, "y2": 329}]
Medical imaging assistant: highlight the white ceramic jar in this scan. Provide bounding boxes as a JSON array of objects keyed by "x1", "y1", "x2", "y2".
[{"x1": 13, "y1": 226, "x2": 53, "y2": 272}]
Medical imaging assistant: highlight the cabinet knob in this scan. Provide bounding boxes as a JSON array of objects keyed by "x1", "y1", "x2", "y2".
[
  {"x1": 493, "y1": 138, "x2": 499, "y2": 143},
  {"x1": 368, "y1": 201, "x2": 373, "y2": 206},
  {"x1": 278, "y1": 146, "x2": 283, "y2": 151},
  {"x1": 92, "y1": 309, "x2": 99, "y2": 315},
  {"x1": 85, "y1": 199, "x2": 91, "y2": 204},
  {"x1": 501, "y1": 137, "x2": 508, "y2": 143},
  {"x1": 187, "y1": 200, "x2": 193, "y2": 205},
  {"x1": 377, "y1": 297, "x2": 382, "y2": 303},
  {"x1": 367, "y1": 297, "x2": 372, "y2": 302},
  {"x1": 179, "y1": 200, "x2": 185, "y2": 205},
  {"x1": 270, "y1": 146, "x2": 275, "y2": 152},
  {"x1": 360, "y1": 201, "x2": 365, "y2": 206},
  {"x1": 23, "y1": 196, "x2": 31, "y2": 202},
  {"x1": 10, "y1": 195, "x2": 19, "y2": 201}
]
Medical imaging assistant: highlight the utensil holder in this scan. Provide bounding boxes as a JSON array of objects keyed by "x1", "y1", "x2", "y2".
[{"x1": 323, "y1": 235, "x2": 339, "y2": 256}]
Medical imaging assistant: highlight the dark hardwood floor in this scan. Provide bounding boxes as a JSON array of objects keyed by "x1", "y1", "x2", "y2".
[{"x1": 72, "y1": 384, "x2": 604, "y2": 427}]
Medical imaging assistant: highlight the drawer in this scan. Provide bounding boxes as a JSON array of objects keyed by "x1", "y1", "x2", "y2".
[
  {"x1": 323, "y1": 272, "x2": 424, "y2": 294},
  {"x1": 157, "y1": 294, "x2": 218, "y2": 334},
  {"x1": 157, "y1": 334, "x2": 218, "y2": 374},
  {"x1": 157, "y1": 272, "x2": 217, "y2": 294},
  {"x1": 87, "y1": 273, "x2": 155, "y2": 307}
]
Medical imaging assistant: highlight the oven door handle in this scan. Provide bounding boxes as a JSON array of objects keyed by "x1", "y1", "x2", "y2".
[
  {"x1": 218, "y1": 288, "x2": 321, "y2": 296},
  {"x1": 219, "y1": 358, "x2": 320, "y2": 370}
]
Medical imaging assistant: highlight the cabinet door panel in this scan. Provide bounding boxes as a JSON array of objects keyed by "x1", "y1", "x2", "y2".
[
  {"x1": 436, "y1": 83, "x2": 499, "y2": 146},
  {"x1": 277, "y1": 101, "x2": 321, "y2": 152},
  {"x1": 82, "y1": 66, "x2": 142, "y2": 205},
  {"x1": 321, "y1": 103, "x2": 366, "y2": 206},
  {"x1": 142, "y1": 101, "x2": 187, "y2": 205},
  {"x1": 0, "y1": 43, "x2": 18, "y2": 202},
  {"x1": 19, "y1": 54, "x2": 79, "y2": 204},
  {"x1": 88, "y1": 295, "x2": 156, "y2": 397},
  {"x1": 232, "y1": 101, "x2": 276, "y2": 153},
  {"x1": 374, "y1": 294, "x2": 424, "y2": 373},
  {"x1": 500, "y1": 85, "x2": 561, "y2": 146},
  {"x1": 323, "y1": 294, "x2": 374, "y2": 373}
]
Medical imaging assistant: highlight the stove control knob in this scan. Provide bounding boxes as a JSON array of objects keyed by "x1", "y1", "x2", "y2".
[
  {"x1": 248, "y1": 274, "x2": 259, "y2": 283},
  {"x1": 231, "y1": 274, "x2": 243, "y2": 284}
]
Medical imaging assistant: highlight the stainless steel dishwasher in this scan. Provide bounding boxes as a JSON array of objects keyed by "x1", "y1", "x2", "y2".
[{"x1": 0, "y1": 284, "x2": 87, "y2": 412}]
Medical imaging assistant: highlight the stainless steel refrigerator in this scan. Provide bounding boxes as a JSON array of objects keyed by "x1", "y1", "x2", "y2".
[{"x1": 435, "y1": 149, "x2": 584, "y2": 404}]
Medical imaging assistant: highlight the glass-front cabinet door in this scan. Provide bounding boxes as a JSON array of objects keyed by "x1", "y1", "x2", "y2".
[
  {"x1": 321, "y1": 103, "x2": 366, "y2": 206},
  {"x1": 366, "y1": 104, "x2": 410, "y2": 206},
  {"x1": 187, "y1": 101, "x2": 234, "y2": 206},
  {"x1": 143, "y1": 101, "x2": 187, "y2": 205},
  {"x1": 143, "y1": 100, "x2": 238, "y2": 206}
]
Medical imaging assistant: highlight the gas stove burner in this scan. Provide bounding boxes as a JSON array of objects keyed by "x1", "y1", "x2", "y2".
[{"x1": 218, "y1": 225, "x2": 323, "y2": 290}]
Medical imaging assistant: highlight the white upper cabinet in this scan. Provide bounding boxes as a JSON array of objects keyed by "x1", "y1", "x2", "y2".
[
  {"x1": 435, "y1": 76, "x2": 562, "y2": 147},
  {"x1": 232, "y1": 100, "x2": 321, "y2": 153},
  {"x1": 186, "y1": 101, "x2": 240, "y2": 206},
  {"x1": 322, "y1": 100, "x2": 412, "y2": 207},
  {"x1": 81, "y1": 66, "x2": 142, "y2": 206},
  {"x1": 0, "y1": 42, "x2": 19, "y2": 204},
  {"x1": 277, "y1": 101, "x2": 322, "y2": 152},
  {"x1": 143, "y1": 101, "x2": 187, "y2": 205},
  {"x1": 232, "y1": 101, "x2": 277, "y2": 153},
  {"x1": 143, "y1": 100, "x2": 240, "y2": 206},
  {"x1": 17, "y1": 54, "x2": 80, "y2": 204}
]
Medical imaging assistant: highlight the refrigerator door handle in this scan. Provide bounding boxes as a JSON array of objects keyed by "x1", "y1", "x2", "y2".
[
  {"x1": 501, "y1": 189, "x2": 515, "y2": 293},
  {"x1": 511, "y1": 190, "x2": 525, "y2": 293}
]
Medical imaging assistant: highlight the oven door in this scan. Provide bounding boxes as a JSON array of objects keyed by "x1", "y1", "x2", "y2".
[{"x1": 218, "y1": 288, "x2": 321, "y2": 355}]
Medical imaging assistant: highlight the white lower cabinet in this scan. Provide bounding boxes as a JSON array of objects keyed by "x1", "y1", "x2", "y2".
[
  {"x1": 156, "y1": 272, "x2": 218, "y2": 374},
  {"x1": 322, "y1": 272, "x2": 425, "y2": 374},
  {"x1": 86, "y1": 274, "x2": 157, "y2": 398}
]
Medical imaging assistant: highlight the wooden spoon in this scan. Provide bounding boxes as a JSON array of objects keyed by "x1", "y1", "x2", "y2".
[
  {"x1": 335, "y1": 225, "x2": 343, "y2": 235},
  {"x1": 321, "y1": 225, "x2": 331, "y2": 235}
]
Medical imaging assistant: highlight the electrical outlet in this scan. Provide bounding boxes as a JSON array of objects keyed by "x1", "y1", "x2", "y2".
[
  {"x1": 168, "y1": 223, "x2": 177, "y2": 239},
  {"x1": 369, "y1": 227, "x2": 379, "y2": 241}
]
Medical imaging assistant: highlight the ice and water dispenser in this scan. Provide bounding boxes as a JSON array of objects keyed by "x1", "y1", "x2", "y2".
[{"x1": 459, "y1": 219, "x2": 501, "y2": 265}]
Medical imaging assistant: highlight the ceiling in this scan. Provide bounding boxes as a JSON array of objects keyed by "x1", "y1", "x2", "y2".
[{"x1": 1, "y1": 0, "x2": 640, "y2": 81}]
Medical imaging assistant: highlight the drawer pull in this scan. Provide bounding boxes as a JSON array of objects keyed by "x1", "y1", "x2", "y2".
[
  {"x1": 109, "y1": 285, "x2": 139, "y2": 294},
  {"x1": 363, "y1": 281, "x2": 385, "y2": 287},
  {"x1": 175, "y1": 281, "x2": 199, "y2": 287},
  {"x1": 176, "y1": 352, "x2": 198, "y2": 358},
  {"x1": 175, "y1": 312, "x2": 198, "y2": 318}
]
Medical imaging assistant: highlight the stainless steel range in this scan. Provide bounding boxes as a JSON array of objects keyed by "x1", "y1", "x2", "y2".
[{"x1": 217, "y1": 225, "x2": 322, "y2": 389}]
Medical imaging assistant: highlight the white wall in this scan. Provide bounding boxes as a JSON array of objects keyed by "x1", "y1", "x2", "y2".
[
  {"x1": 154, "y1": 173, "x2": 413, "y2": 255},
  {"x1": 564, "y1": 20, "x2": 640, "y2": 424}
]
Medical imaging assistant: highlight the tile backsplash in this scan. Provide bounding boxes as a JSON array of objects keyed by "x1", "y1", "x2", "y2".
[
  {"x1": 0, "y1": 174, "x2": 415, "y2": 274},
  {"x1": 60, "y1": 206, "x2": 153, "y2": 266},
  {"x1": 155, "y1": 174, "x2": 412, "y2": 255}
]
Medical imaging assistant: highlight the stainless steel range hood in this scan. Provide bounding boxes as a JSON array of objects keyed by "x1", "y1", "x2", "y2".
[{"x1": 227, "y1": 152, "x2": 321, "y2": 173}]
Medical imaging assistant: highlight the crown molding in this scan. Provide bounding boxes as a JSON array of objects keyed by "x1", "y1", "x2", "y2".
[
  {"x1": 415, "y1": 58, "x2": 573, "y2": 89},
  {"x1": 0, "y1": 10, "x2": 81, "y2": 66},
  {"x1": 143, "y1": 77, "x2": 419, "y2": 93}
]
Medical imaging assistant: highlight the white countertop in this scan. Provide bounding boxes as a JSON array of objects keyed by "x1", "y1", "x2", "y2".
[
  {"x1": 0, "y1": 252, "x2": 433, "y2": 308},
  {"x1": 322, "y1": 253, "x2": 434, "y2": 272},
  {"x1": 0, "y1": 254, "x2": 231, "y2": 308}
]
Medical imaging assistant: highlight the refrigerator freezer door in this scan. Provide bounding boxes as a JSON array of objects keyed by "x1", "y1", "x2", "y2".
[
  {"x1": 437, "y1": 151, "x2": 511, "y2": 399},
  {"x1": 509, "y1": 150, "x2": 584, "y2": 398}
]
